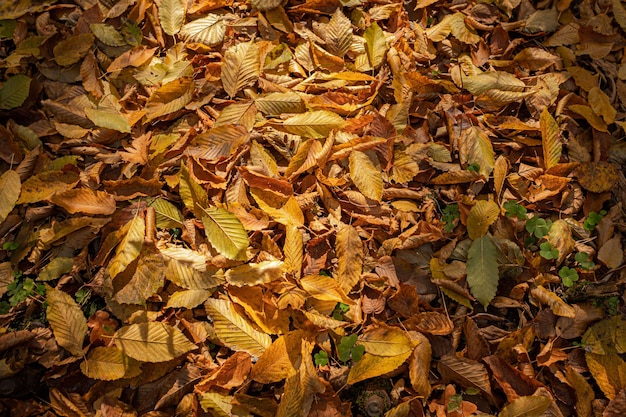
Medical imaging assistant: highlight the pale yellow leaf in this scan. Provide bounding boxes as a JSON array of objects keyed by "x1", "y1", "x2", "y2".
[
  {"x1": 84, "y1": 108, "x2": 131, "y2": 133},
  {"x1": 215, "y1": 101, "x2": 257, "y2": 131},
  {"x1": 449, "y1": 12, "x2": 480, "y2": 44},
  {"x1": 255, "y1": 92, "x2": 305, "y2": 115},
  {"x1": 46, "y1": 286, "x2": 87, "y2": 356},
  {"x1": 114, "y1": 322, "x2": 197, "y2": 362},
  {"x1": 200, "y1": 392, "x2": 234, "y2": 417},
  {"x1": 467, "y1": 200, "x2": 500, "y2": 240},
  {"x1": 114, "y1": 244, "x2": 165, "y2": 305},
  {"x1": 161, "y1": 246, "x2": 224, "y2": 289},
  {"x1": 180, "y1": 14, "x2": 227, "y2": 46},
  {"x1": 158, "y1": 0, "x2": 185, "y2": 36},
  {"x1": 463, "y1": 71, "x2": 526, "y2": 95},
  {"x1": 513, "y1": 47, "x2": 560, "y2": 71},
  {"x1": 205, "y1": 297, "x2": 272, "y2": 357}
]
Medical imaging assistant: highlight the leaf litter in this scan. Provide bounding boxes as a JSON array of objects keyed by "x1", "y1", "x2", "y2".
[{"x1": 1, "y1": 0, "x2": 626, "y2": 415}]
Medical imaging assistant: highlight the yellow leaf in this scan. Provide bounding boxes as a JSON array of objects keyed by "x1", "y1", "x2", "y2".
[
  {"x1": 179, "y1": 14, "x2": 227, "y2": 46},
  {"x1": 17, "y1": 170, "x2": 80, "y2": 204},
  {"x1": 324, "y1": 8, "x2": 353, "y2": 57},
  {"x1": 158, "y1": 0, "x2": 185, "y2": 36},
  {"x1": 283, "y1": 223, "x2": 303, "y2": 278},
  {"x1": 114, "y1": 244, "x2": 165, "y2": 305},
  {"x1": 222, "y1": 40, "x2": 260, "y2": 98},
  {"x1": 200, "y1": 392, "x2": 234, "y2": 417},
  {"x1": 84, "y1": 108, "x2": 131, "y2": 133},
  {"x1": 588, "y1": 87, "x2": 616, "y2": 124},
  {"x1": 408, "y1": 331, "x2": 432, "y2": 398},
  {"x1": 300, "y1": 274, "x2": 353, "y2": 304},
  {"x1": 225, "y1": 260, "x2": 284, "y2": 286},
  {"x1": 148, "y1": 198, "x2": 184, "y2": 229},
  {"x1": 530, "y1": 285, "x2": 575, "y2": 317},
  {"x1": 568, "y1": 104, "x2": 608, "y2": 132},
  {"x1": 205, "y1": 297, "x2": 272, "y2": 357},
  {"x1": 0, "y1": 170, "x2": 20, "y2": 222},
  {"x1": 49, "y1": 188, "x2": 117, "y2": 215},
  {"x1": 358, "y1": 325, "x2": 415, "y2": 356},
  {"x1": 449, "y1": 12, "x2": 480, "y2": 44},
  {"x1": 188, "y1": 124, "x2": 250, "y2": 161},
  {"x1": 53, "y1": 33, "x2": 94, "y2": 66},
  {"x1": 498, "y1": 396, "x2": 551, "y2": 417},
  {"x1": 250, "y1": 0, "x2": 282, "y2": 11},
  {"x1": 458, "y1": 126, "x2": 495, "y2": 177},
  {"x1": 276, "y1": 340, "x2": 323, "y2": 417},
  {"x1": 201, "y1": 206, "x2": 249, "y2": 260},
  {"x1": 250, "y1": 331, "x2": 306, "y2": 384},
  {"x1": 80, "y1": 346, "x2": 137, "y2": 381},
  {"x1": 280, "y1": 110, "x2": 345, "y2": 138},
  {"x1": 576, "y1": 161, "x2": 619, "y2": 193},
  {"x1": 108, "y1": 216, "x2": 145, "y2": 279},
  {"x1": 215, "y1": 101, "x2": 257, "y2": 130},
  {"x1": 114, "y1": 322, "x2": 197, "y2": 362},
  {"x1": 467, "y1": 200, "x2": 500, "y2": 240},
  {"x1": 493, "y1": 155, "x2": 508, "y2": 200},
  {"x1": 145, "y1": 77, "x2": 194, "y2": 121},
  {"x1": 347, "y1": 351, "x2": 412, "y2": 385},
  {"x1": 336, "y1": 224, "x2": 363, "y2": 293},
  {"x1": 349, "y1": 150, "x2": 383, "y2": 202},
  {"x1": 179, "y1": 161, "x2": 208, "y2": 219},
  {"x1": 364, "y1": 22, "x2": 387, "y2": 68},
  {"x1": 462, "y1": 71, "x2": 526, "y2": 95},
  {"x1": 46, "y1": 286, "x2": 87, "y2": 356},
  {"x1": 161, "y1": 246, "x2": 224, "y2": 289},
  {"x1": 540, "y1": 108, "x2": 561, "y2": 170},
  {"x1": 165, "y1": 289, "x2": 212, "y2": 309},
  {"x1": 255, "y1": 92, "x2": 305, "y2": 115}
]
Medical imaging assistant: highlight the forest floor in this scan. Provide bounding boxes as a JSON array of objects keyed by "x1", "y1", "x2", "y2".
[{"x1": 1, "y1": 0, "x2": 626, "y2": 416}]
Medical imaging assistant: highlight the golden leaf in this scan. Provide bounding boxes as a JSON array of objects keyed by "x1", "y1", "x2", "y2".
[
  {"x1": 358, "y1": 325, "x2": 415, "y2": 356},
  {"x1": 568, "y1": 104, "x2": 608, "y2": 132},
  {"x1": 53, "y1": 33, "x2": 94, "y2": 66},
  {"x1": 467, "y1": 200, "x2": 500, "y2": 240},
  {"x1": 80, "y1": 346, "x2": 137, "y2": 381},
  {"x1": 513, "y1": 47, "x2": 560, "y2": 71},
  {"x1": 336, "y1": 223, "x2": 363, "y2": 294},
  {"x1": 546, "y1": 220, "x2": 574, "y2": 265},
  {"x1": 165, "y1": 289, "x2": 212, "y2": 309},
  {"x1": 225, "y1": 260, "x2": 284, "y2": 286},
  {"x1": 108, "y1": 216, "x2": 145, "y2": 279},
  {"x1": 201, "y1": 206, "x2": 249, "y2": 260},
  {"x1": 205, "y1": 298, "x2": 272, "y2": 357},
  {"x1": 250, "y1": 331, "x2": 306, "y2": 384},
  {"x1": 530, "y1": 285, "x2": 575, "y2": 317},
  {"x1": 114, "y1": 322, "x2": 197, "y2": 362},
  {"x1": 49, "y1": 188, "x2": 116, "y2": 215},
  {"x1": 279, "y1": 110, "x2": 345, "y2": 139},
  {"x1": 300, "y1": 274, "x2": 353, "y2": 304},
  {"x1": 364, "y1": 22, "x2": 387, "y2": 68},
  {"x1": 179, "y1": 161, "x2": 208, "y2": 219},
  {"x1": 458, "y1": 126, "x2": 495, "y2": 177},
  {"x1": 349, "y1": 150, "x2": 383, "y2": 202},
  {"x1": 0, "y1": 170, "x2": 20, "y2": 222},
  {"x1": 145, "y1": 78, "x2": 194, "y2": 121},
  {"x1": 565, "y1": 366, "x2": 593, "y2": 417},
  {"x1": 180, "y1": 14, "x2": 227, "y2": 46},
  {"x1": 323, "y1": 8, "x2": 353, "y2": 57},
  {"x1": 347, "y1": 351, "x2": 412, "y2": 385},
  {"x1": 498, "y1": 396, "x2": 551, "y2": 417},
  {"x1": 576, "y1": 161, "x2": 619, "y2": 193},
  {"x1": 588, "y1": 87, "x2": 616, "y2": 124},
  {"x1": 586, "y1": 352, "x2": 626, "y2": 400},
  {"x1": 408, "y1": 331, "x2": 432, "y2": 398},
  {"x1": 283, "y1": 223, "x2": 303, "y2": 278},
  {"x1": 222, "y1": 40, "x2": 260, "y2": 98},
  {"x1": 114, "y1": 244, "x2": 165, "y2": 305},
  {"x1": 540, "y1": 108, "x2": 561, "y2": 170},
  {"x1": 46, "y1": 286, "x2": 87, "y2": 356},
  {"x1": 17, "y1": 170, "x2": 80, "y2": 205}
]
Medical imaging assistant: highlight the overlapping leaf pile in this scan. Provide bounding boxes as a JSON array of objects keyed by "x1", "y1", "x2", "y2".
[{"x1": 1, "y1": 0, "x2": 626, "y2": 415}]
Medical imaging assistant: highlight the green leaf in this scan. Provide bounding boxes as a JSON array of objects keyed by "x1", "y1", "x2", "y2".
[
  {"x1": 148, "y1": 198, "x2": 184, "y2": 229},
  {"x1": 0, "y1": 74, "x2": 31, "y2": 110},
  {"x1": 503, "y1": 200, "x2": 527, "y2": 219},
  {"x1": 364, "y1": 22, "x2": 387, "y2": 68},
  {"x1": 559, "y1": 266, "x2": 579, "y2": 287},
  {"x1": 467, "y1": 235, "x2": 499, "y2": 307},
  {"x1": 158, "y1": 0, "x2": 185, "y2": 36},
  {"x1": 201, "y1": 206, "x2": 249, "y2": 260},
  {"x1": 539, "y1": 242, "x2": 559, "y2": 260}
]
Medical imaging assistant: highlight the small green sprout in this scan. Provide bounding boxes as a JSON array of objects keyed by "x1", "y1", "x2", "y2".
[
  {"x1": 539, "y1": 242, "x2": 559, "y2": 260},
  {"x1": 503, "y1": 201, "x2": 528, "y2": 219},
  {"x1": 442, "y1": 204, "x2": 460, "y2": 233},
  {"x1": 584, "y1": 210, "x2": 607, "y2": 231},
  {"x1": 575, "y1": 252, "x2": 595, "y2": 270},
  {"x1": 526, "y1": 217, "x2": 552, "y2": 238},
  {"x1": 337, "y1": 334, "x2": 364, "y2": 363},
  {"x1": 314, "y1": 350, "x2": 329, "y2": 366},
  {"x1": 559, "y1": 266, "x2": 579, "y2": 287}
]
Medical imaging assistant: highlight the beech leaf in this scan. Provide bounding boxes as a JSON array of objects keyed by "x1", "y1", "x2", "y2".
[
  {"x1": 46, "y1": 286, "x2": 87, "y2": 357},
  {"x1": 113, "y1": 322, "x2": 197, "y2": 362},
  {"x1": 467, "y1": 235, "x2": 499, "y2": 307}
]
